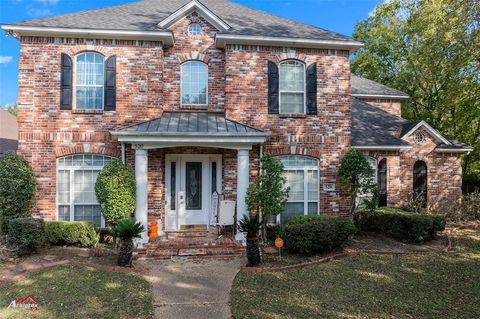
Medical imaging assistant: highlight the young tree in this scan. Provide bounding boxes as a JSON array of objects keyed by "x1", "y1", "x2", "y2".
[
  {"x1": 352, "y1": 0, "x2": 480, "y2": 176},
  {"x1": 245, "y1": 155, "x2": 289, "y2": 226},
  {"x1": 0, "y1": 153, "x2": 36, "y2": 234},
  {"x1": 338, "y1": 149, "x2": 377, "y2": 215},
  {"x1": 95, "y1": 160, "x2": 136, "y2": 227}
]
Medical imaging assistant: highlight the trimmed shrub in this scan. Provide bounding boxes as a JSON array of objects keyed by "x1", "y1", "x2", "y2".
[
  {"x1": 0, "y1": 153, "x2": 36, "y2": 234},
  {"x1": 95, "y1": 160, "x2": 135, "y2": 227},
  {"x1": 282, "y1": 217, "x2": 356, "y2": 256},
  {"x1": 354, "y1": 208, "x2": 446, "y2": 243},
  {"x1": 284, "y1": 214, "x2": 337, "y2": 226},
  {"x1": 7, "y1": 217, "x2": 45, "y2": 256},
  {"x1": 45, "y1": 221, "x2": 99, "y2": 247}
]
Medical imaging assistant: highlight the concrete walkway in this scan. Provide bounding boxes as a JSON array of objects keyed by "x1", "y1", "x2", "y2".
[{"x1": 140, "y1": 257, "x2": 245, "y2": 319}]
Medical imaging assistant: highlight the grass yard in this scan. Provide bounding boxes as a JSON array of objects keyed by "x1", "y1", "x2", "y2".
[
  {"x1": 0, "y1": 265, "x2": 154, "y2": 319},
  {"x1": 232, "y1": 228, "x2": 480, "y2": 319}
]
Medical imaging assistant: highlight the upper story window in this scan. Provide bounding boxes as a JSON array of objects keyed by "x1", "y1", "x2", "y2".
[
  {"x1": 188, "y1": 23, "x2": 202, "y2": 36},
  {"x1": 75, "y1": 52, "x2": 104, "y2": 110},
  {"x1": 279, "y1": 60, "x2": 305, "y2": 114},
  {"x1": 181, "y1": 60, "x2": 208, "y2": 105}
]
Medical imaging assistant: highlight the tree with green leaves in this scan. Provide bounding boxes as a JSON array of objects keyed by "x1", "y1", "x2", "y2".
[
  {"x1": 338, "y1": 149, "x2": 377, "y2": 214},
  {"x1": 95, "y1": 160, "x2": 136, "y2": 227},
  {"x1": 352, "y1": 0, "x2": 480, "y2": 177},
  {"x1": 245, "y1": 155, "x2": 289, "y2": 237}
]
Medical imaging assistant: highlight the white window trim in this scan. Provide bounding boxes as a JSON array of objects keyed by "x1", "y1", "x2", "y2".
[
  {"x1": 276, "y1": 156, "x2": 319, "y2": 223},
  {"x1": 180, "y1": 60, "x2": 209, "y2": 106},
  {"x1": 279, "y1": 60, "x2": 306, "y2": 115},
  {"x1": 56, "y1": 155, "x2": 115, "y2": 227},
  {"x1": 73, "y1": 52, "x2": 105, "y2": 110}
]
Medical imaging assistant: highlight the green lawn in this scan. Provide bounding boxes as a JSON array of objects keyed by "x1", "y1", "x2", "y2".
[
  {"x1": 232, "y1": 228, "x2": 480, "y2": 319},
  {"x1": 0, "y1": 265, "x2": 154, "y2": 319}
]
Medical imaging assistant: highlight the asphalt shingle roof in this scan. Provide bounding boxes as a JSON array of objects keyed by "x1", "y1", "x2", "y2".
[
  {"x1": 10, "y1": 0, "x2": 355, "y2": 42},
  {"x1": 115, "y1": 111, "x2": 267, "y2": 135},
  {"x1": 351, "y1": 75, "x2": 409, "y2": 98},
  {"x1": 352, "y1": 98, "x2": 411, "y2": 148}
]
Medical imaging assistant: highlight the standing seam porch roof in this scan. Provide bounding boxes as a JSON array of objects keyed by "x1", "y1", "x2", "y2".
[{"x1": 112, "y1": 111, "x2": 268, "y2": 136}]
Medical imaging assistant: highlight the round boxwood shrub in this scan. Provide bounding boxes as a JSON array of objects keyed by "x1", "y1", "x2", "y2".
[
  {"x1": 282, "y1": 217, "x2": 356, "y2": 256},
  {"x1": 95, "y1": 160, "x2": 135, "y2": 227},
  {"x1": 45, "y1": 221, "x2": 99, "y2": 247},
  {"x1": 8, "y1": 217, "x2": 45, "y2": 256},
  {"x1": 0, "y1": 153, "x2": 36, "y2": 234}
]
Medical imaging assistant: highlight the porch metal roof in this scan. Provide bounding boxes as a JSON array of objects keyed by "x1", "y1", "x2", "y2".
[{"x1": 112, "y1": 111, "x2": 268, "y2": 137}]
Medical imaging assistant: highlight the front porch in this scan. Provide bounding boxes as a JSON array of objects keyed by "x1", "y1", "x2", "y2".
[{"x1": 111, "y1": 111, "x2": 269, "y2": 245}]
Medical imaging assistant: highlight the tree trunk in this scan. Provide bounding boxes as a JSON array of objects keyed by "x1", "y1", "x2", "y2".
[
  {"x1": 118, "y1": 238, "x2": 134, "y2": 267},
  {"x1": 246, "y1": 237, "x2": 261, "y2": 267}
]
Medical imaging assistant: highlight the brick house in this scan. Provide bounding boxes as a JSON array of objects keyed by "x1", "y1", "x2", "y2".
[{"x1": 2, "y1": 0, "x2": 471, "y2": 243}]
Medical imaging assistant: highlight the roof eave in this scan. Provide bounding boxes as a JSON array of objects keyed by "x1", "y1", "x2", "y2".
[
  {"x1": 1, "y1": 25, "x2": 175, "y2": 45},
  {"x1": 352, "y1": 94, "x2": 409, "y2": 100},
  {"x1": 352, "y1": 145, "x2": 412, "y2": 151},
  {"x1": 215, "y1": 34, "x2": 363, "y2": 52},
  {"x1": 436, "y1": 148, "x2": 474, "y2": 153},
  {"x1": 401, "y1": 120, "x2": 451, "y2": 145}
]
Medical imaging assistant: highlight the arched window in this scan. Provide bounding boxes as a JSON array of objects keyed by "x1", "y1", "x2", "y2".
[
  {"x1": 378, "y1": 158, "x2": 387, "y2": 207},
  {"x1": 413, "y1": 160, "x2": 428, "y2": 208},
  {"x1": 57, "y1": 154, "x2": 115, "y2": 227},
  {"x1": 279, "y1": 60, "x2": 305, "y2": 114},
  {"x1": 75, "y1": 52, "x2": 104, "y2": 110},
  {"x1": 276, "y1": 155, "x2": 319, "y2": 223},
  {"x1": 181, "y1": 60, "x2": 208, "y2": 105}
]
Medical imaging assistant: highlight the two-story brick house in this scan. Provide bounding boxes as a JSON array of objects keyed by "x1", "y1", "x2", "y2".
[{"x1": 2, "y1": 0, "x2": 471, "y2": 243}]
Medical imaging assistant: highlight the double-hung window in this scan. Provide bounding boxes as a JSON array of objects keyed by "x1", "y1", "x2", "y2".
[
  {"x1": 277, "y1": 155, "x2": 319, "y2": 223},
  {"x1": 57, "y1": 154, "x2": 114, "y2": 227},
  {"x1": 181, "y1": 60, "x2": 208, "y2": 105},
  {"x1": 75, "y1": 52, "x2": 104, "y2": 110},
  {"x1": 279, "y1": 60, "x2": 305, "y2": 114}
]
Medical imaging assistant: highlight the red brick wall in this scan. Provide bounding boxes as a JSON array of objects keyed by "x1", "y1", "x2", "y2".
[
  {"x1": 224, "y1": 46, "x2": 352, "y2": 215},
  {"x1": 359, "y1": 98, "x2": 403, "y2": 117},
  {"x1": 365, "y1": 129, "x2": 462, "y2": 210}
]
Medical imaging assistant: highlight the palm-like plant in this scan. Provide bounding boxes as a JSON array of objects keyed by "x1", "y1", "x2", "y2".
[
  {"x1": 112, "y1": 219, "x2": 145, "y2": 267},
  {"x1": 238, "y1": 214, "x2": 261, "y2": 266}
]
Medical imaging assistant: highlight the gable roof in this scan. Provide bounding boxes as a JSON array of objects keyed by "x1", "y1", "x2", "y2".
[
  {"x1": 2, "y1": 0, "x2": 362, "y2": 50},
  {"x1": 352, "y1": 98, "x2": 472, "y2": 152},
  {"x1": 351, "y1": 75, "x2": 409, "y2": 99}
]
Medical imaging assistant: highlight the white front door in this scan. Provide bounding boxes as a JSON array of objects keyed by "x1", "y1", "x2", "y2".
[{"x1": 165, "y1": 154, "x2": 221, "y2": 231}]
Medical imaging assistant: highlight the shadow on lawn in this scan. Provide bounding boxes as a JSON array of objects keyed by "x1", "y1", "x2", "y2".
[
  {"x1": 0, "y1": 265, "x2": 154, "y2": 319},
  {"x1": 231, "y1": 229, "x2": 480, "y2": 319}
]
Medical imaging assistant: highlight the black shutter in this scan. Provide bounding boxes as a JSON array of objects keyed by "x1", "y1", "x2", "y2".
[
  {"x1": 104, "y1": 55, "x2": 116, "y2": 111},
  {"x1": 306, "y1": 62, "x2": 317, "y2": 115},
  {"x1": 60, "y1": 53, "x2": 73, "y2": 110},
  {"x1": 267, "y1": 61, "x2": 279, "y2": 114}
]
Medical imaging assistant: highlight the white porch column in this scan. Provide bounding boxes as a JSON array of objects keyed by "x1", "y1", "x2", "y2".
[
  {"x1": 134, "y1": 147, "x2": 149, "y2": 244},
  {"x1": 236, "y1": 149, "x2": 250, "y2": 241}
]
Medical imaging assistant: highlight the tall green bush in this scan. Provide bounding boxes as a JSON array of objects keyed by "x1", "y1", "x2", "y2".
[
  {"x1": 8, "y1": 217, "x2": 45, "y2": 256},
  {"x1": 0, "y1": 153, "x2": 36, "y2": 234},
  {"x1": 95, "y1": 160, "x2": 135, "y2": 227}
]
